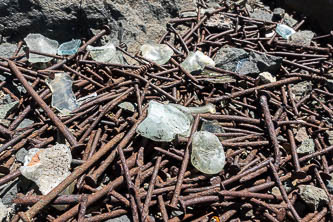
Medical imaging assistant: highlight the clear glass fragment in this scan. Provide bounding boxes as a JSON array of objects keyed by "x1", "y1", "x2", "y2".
[
  {"x1": 19, "y1": 144, "x2": 72, "y2": 195},
  {"x1": 181, "y1": 51, "x2": 215, "y2": 74},
  {"x1": 24, "y1": 33, "x2": 59, "y2": 63},
  {"x1": 87, "y1": 43, "x2": 123, "y2": 64},
  {"x1": 136, "y1": 101, "x2": 216, "y2": 142},
  {"x1": 276, "y1": 24, "x2": 295, "y2": 39},
  {"x1": 46, "y1": 73, "x2": 79, "y2": 115},
  {"x1": 57, "y1": 39, "x2": 81, "y2": 56},
  {"x1": 191, "y1": 131, "x2": 226, "y2": 174},
  {"x1": 140, "y1": 43, "x2": 174, "y2": 65}
]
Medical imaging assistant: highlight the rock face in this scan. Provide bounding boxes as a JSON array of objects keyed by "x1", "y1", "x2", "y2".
[{"x1": 0, "y1": 0, "x2": 192, "y2": 53}]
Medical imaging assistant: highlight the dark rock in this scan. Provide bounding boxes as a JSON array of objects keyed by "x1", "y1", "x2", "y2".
[
  {"x1": 273, "y1": 8, "x2": 285, "y2": 20},
  {"x1": 0, "y1": 43, "x2": 17, "y2": 58},
  {"x1": 0, "y1": 0, "x2": 192, "y2": 54},
  {"x1": 249, "y1": 52, "x2": 282, "y2": 74},
  {"x1": 235, "y1": 58, "x2": 259, "y2": 75},
  {"x1": 214, "y1": 47, "x2": 248, "y2": 72}
]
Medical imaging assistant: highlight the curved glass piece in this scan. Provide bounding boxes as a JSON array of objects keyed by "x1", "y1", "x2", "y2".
[
  {"x1": 191, "y1": 131, "x2": 225, "y2": 174},
  {"x1": 58, "y1": 39, "x2": 81, "y2": 55},
  {"x1": 180, "y1": 51, "x2": 215, "y2": 74},
  {"x1": 140, "y1": 42, "x2": 174, "y2": 65},
  {"x1": 24, "y1": 33, "x2": 59, "y2": 63},
  {"x1": 46, "y1": 73, "x2": 79, "y2": 115}
]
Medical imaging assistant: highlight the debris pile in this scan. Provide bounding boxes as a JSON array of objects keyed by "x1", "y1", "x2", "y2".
[{"x1": 0, "y1": 1, "x2": 333, "y2": 221}]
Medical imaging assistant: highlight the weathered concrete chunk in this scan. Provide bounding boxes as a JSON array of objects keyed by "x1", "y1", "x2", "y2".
[
  {"x1": 259, "y1": 72, "x2": 276, "y2": 83},
  {"x1": 297, "y1": 138, "x2": 315, "y2": 155},
  {"x1": 289, "y1": 30, "x2": 315, "y2": 46},
  {"x1": 298, "y1": 185, "x2": 329, "y2": 211}
]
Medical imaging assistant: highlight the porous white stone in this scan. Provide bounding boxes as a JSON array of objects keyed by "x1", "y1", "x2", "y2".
[{"x1": 19, "y1": 144, "x2": 72, "y2": 195}]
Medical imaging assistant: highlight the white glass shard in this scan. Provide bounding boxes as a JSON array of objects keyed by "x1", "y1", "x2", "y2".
[
  {"x1": 276, "y1": 24, "x2": 295, "y2": 39},
  {"x1": 136, "y1": 101, "x2": 193, "y2": 142},
  {"x1": 46, "y1": 73, "x2": 79, "y2": 115},
  {"x1": 24, "y1": 33, "x2": 59, "y2": 63},
  {"x1": 137, "y1": 101, "x2": 216, "y2": 142},
  {"x1": 180, "y1": 51, "x2": 215, "y2": 74},
  {"x1": 19, "y1": 144, "x2": 72, "y2": 195},
  {"x1": 191, "y1": 131, "x2": 225, "y2": 174},
  {"x1": 87, "y1": 43, "x2": 123, "y2": 63},
  {"x1": 57, "y1": 39, "x2": 81, "y2": 55},
  {"x1": 140, "y1": 43, "x2": 174, "y2": 65}
]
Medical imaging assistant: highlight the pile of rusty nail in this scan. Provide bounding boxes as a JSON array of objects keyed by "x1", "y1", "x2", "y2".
[{"x1": 1, "y1": 1, "x2": 333, "y2": 221}]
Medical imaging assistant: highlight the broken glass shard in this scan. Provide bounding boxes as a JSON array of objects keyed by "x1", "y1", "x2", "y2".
[
  {"x1": 57, "y1": 39, "x2": 81, "y2": 56},
  {"x1": 276, "y1": 24, "x2": 295, "y2": 39},
  {"x1": 24, "y1": 33, "x2": 59, "y2": 63},
  {"x1": 19, "y1": 144, "x2": 72, "y2": 195},
  {"x1": 46, "y1": 73, "x2": 79, "y2": 115},
  {"x1": 140, "y1": 43, "x2": 174, "y2": 65},
  {"x1": 191, "y1": 131, "x2": 226, "y2": 174},
  {"x1": 136, "y1": 101, "x2": 193, "y2": 142},
  {"x1": 136, "y1": 101, "x2": 216, "y2": 142},
  {"x1": 87, "y1": 43, "x2": 123, "y2": 64},
  {"x1": 181, "y1": 51, "x2": 215, "y2": 74}
]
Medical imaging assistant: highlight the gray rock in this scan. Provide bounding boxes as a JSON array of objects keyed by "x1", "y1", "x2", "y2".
[
  {"x1": 297, "y1": 138, "x2": 315, "y2": 155},
  {"x1": 106, "y1": 215, "x2": 131, "y2": 222},
  {"x1": 291, "y1": 81, "x2": 313, "y2": 101},
  {"x1": 215, "y1": 47, "x2": 249, "y2": 72},
  {"x1": 0, "y1": 180, "x2": 18, "y2": 206},
  {"x1": 0, "y1": 101, "x2": 18, "y2": 119},
  {"x1": 249, "y1": 9, "x2": 273, "y2": 22},
  {"x1": 15, "y1": 148, "x2": 28, "y2": 164},
  {"x1": 215, "y1": 47, "x2": 282, "y2": 75},
  {"x1": 17, "y1": 119, "x2": 34, "y2": 129},
  {"x1": 283, "y1": 14, "x2": 297, "y2": 27},
  {"x1": 0, "y1": 43, "x2": 17, "y2": 58},
  {"x1": 289, "y1": 30, "x2": 315, "y2": 46},
  {"x1": 298, "y1": 185, "x2": 329, "y2": 211}
]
